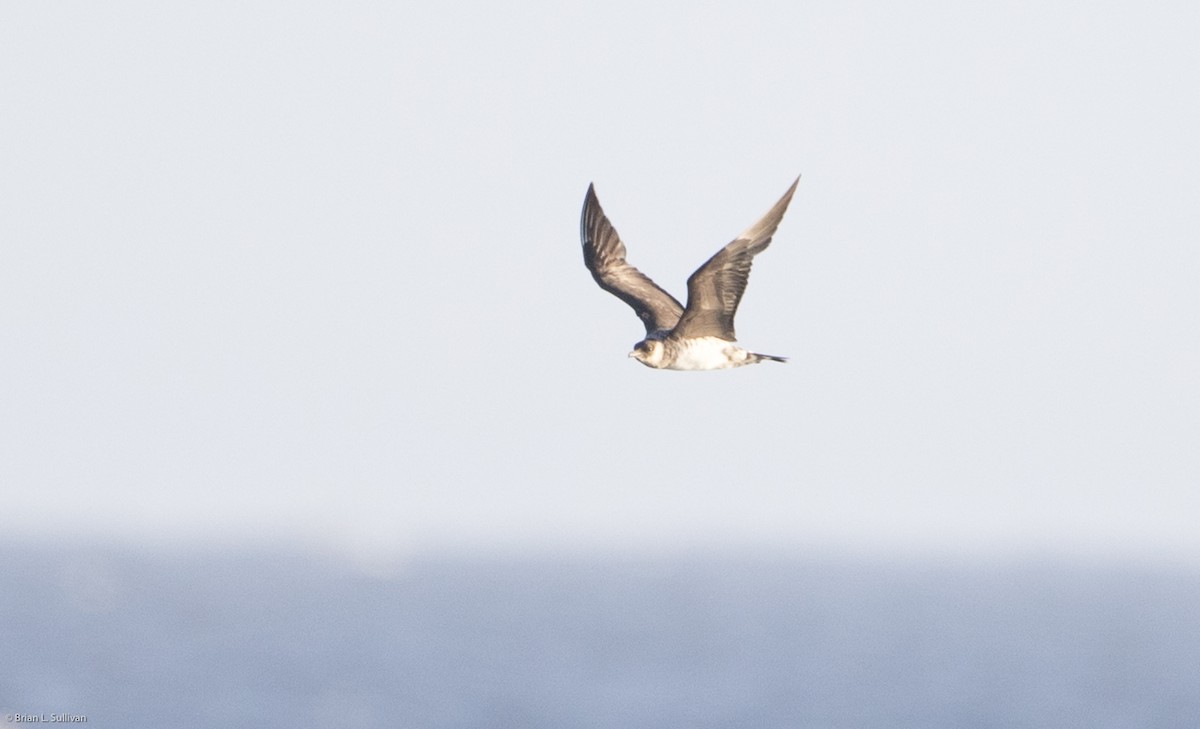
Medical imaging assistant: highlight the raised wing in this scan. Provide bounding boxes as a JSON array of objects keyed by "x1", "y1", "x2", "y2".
[
  {"x1": 581, "y1": 183, "x2": 684, "y2": 335},
  {"x1": 671, "y1": 176, "x2": 799, "y2": 341}
]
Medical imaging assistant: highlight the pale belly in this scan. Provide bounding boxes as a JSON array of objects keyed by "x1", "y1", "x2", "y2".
[{"x1": 664, "y1": 337, "x2": 751, "y2": 371}]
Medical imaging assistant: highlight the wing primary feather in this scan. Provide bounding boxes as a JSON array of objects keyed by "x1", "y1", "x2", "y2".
[
  {"x1": 580, "y1": 184, "x2": 684, "y2": 335},
  {"x1": 671, "y1": 176, "x2": 800, "y2": 341}
]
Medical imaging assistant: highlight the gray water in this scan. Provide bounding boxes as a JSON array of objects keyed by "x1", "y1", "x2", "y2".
[{"x1": 2, "y1": 545, "x2": 1198, "y2": 727}]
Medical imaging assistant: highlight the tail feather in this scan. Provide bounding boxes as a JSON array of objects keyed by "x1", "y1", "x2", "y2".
[{"x1": 752, "y1": 352, "x2": 788, "y2": 364}]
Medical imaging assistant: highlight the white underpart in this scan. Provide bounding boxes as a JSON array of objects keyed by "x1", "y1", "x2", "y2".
[{"x1": 666, "y1": 337, "x2": 751, "y2": 371}]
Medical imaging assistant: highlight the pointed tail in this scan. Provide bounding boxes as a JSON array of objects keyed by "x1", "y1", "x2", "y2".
[{"x1": 752, "y1": 352, "x2": 788, "y2": 364}]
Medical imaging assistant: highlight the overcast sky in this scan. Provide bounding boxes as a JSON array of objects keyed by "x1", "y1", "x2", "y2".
[{"x1": 2, "y1": 1, "x2": 1197, "y2": 565}]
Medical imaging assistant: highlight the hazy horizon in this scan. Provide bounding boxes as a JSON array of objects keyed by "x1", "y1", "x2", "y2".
[{"x1": 2, "y1": 1, "x2": 1198, "y2": 565}]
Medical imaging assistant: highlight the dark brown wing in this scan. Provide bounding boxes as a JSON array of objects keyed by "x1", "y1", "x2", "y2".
[
  {"x1": 671, "y1": 176, "x2": 799, "y2": 341},
  {"x1": 581, "y1": 183, "x2": 684, "y2": 334}
]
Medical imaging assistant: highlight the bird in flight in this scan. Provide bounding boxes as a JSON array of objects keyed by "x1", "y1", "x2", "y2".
[{"x1": 580, "y1": 176, "x2": 799, "y2": 370}]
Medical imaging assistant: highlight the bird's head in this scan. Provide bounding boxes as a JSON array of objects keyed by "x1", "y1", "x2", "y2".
[{"x1": 628, "y1": 339, "x2": 664, "y2": 367}]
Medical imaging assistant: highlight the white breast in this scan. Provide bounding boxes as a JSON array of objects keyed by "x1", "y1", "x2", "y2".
[{"x1": 665, "y1": 337, "x2": 750, "y2": 370}]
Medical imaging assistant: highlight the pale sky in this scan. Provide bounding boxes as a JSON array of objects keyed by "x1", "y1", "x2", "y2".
[{"x1": 2, "y1": 1, "x2": 1198, "y2": 564}]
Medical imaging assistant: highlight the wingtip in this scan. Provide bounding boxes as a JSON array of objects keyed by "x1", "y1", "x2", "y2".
[
  {"x1": 584, "y1": 182, "x2": 602, "y2": 210},
  {"x1": 733, "y1": 175, "x2": 801, "y2": 242},
  {"x1": 779, "y1": 175, "x2": 801, "y2": 201},
  {"x1": 783, "y1": 174, "x2": 801, "y2": 198}
]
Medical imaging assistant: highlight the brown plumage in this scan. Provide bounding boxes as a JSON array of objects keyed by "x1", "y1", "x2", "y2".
[{"x1": 580, "y1": 184, "x2": 684, "y2": 335}]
